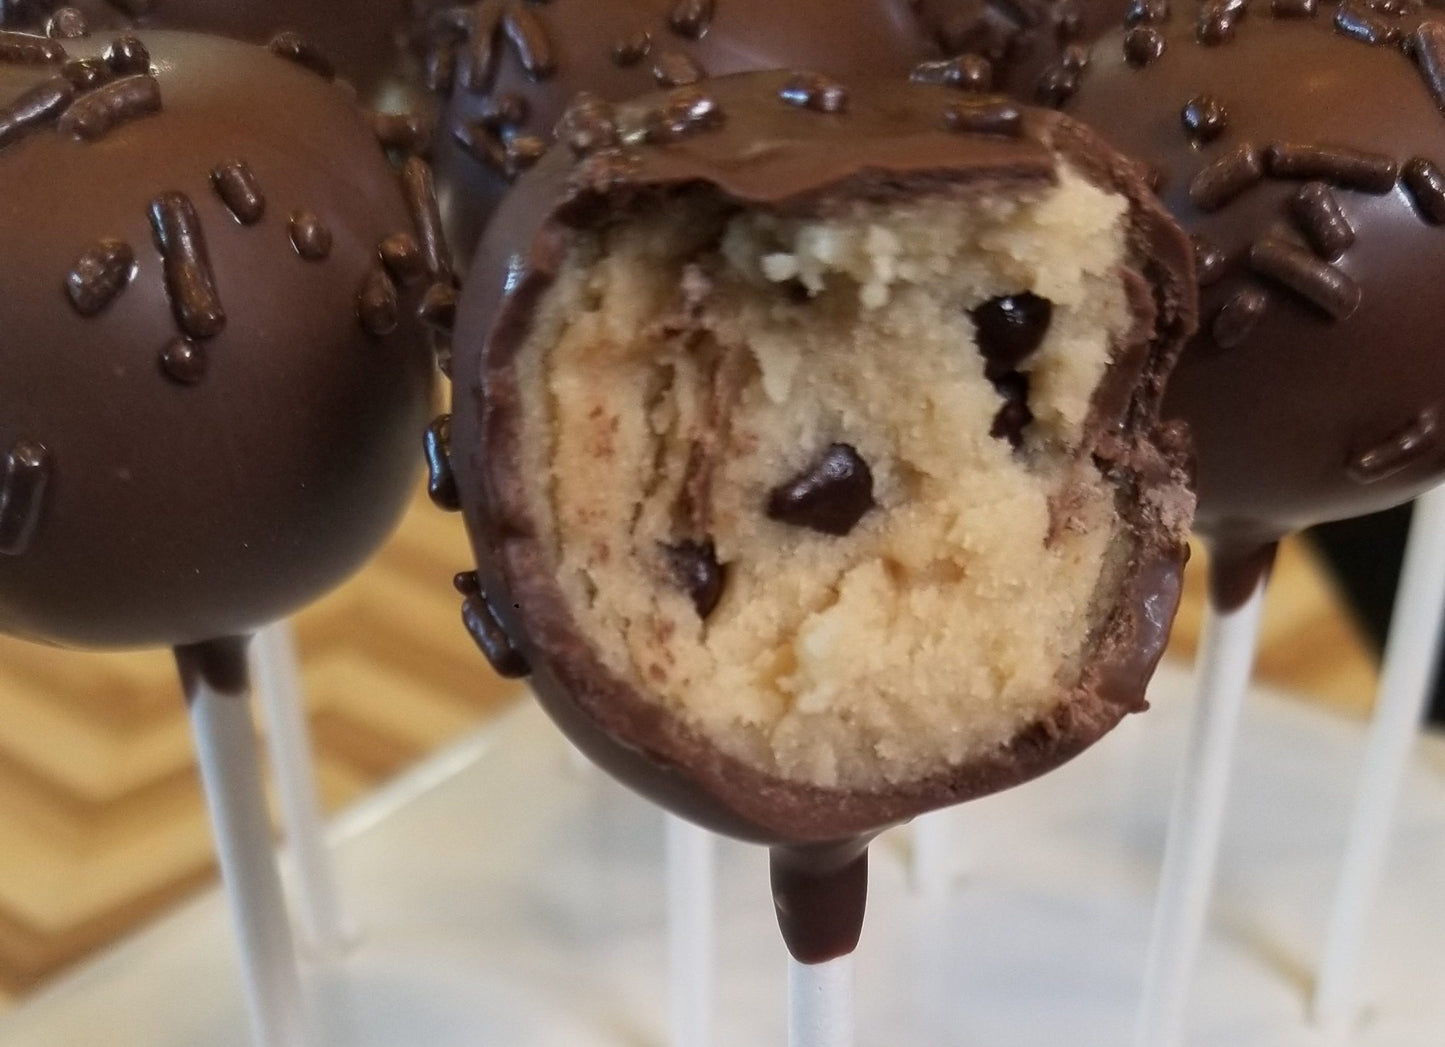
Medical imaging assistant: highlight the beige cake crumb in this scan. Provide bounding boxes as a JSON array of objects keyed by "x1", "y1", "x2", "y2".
[{"x1": 516, "y1": 167, "x2": 1140, "y2": 791}]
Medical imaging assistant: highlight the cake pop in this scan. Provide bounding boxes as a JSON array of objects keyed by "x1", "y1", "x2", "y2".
[
  {"x1": 447, "y1": 70, "x2": 1196, "y2": 959},
  {"x1": 411, "y1": 0, "x2": 938, "y2": 268},
  {"x1": 0, "y1": 0, "x2": 408, "y2": 95}
]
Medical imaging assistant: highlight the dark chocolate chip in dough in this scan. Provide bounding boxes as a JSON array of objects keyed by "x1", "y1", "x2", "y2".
[
  {"x1": 664, "y1": 538, "x2": 727, "y2": 618},
  {"x1": 970, "y1": 292, "x2": 1053, "y2": 379},
  {"x1": 766, "y1": 443, "x2": 875, "y2": 537}
]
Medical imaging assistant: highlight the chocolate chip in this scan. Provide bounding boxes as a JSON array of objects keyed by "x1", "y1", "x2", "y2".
[
  {"x1": 971, "y1": 292, "x2": 1053, "y2": 378},
  {"x1": 766, "y1": 444, "x2": 876, "y2": 537},
  {"x1": 664, "y1": 539, "x2": 726, "y2": 617},
  {"x1": 1123, "y1": 25, "x2": 1166, "y2": 65},
  {"x1": 1182, "y1": 95, "x2": 1228, "y2": 143},
  {"x1": 990, "y1": 372, "x2": 1034, "y2": 449}
]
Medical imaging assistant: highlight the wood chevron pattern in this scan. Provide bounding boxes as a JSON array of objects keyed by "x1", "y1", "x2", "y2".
[{"x1": 0, "y1": 487, "x2": 1377, "y2": 1008}]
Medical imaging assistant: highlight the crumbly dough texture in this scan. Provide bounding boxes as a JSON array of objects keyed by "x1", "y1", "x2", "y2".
[{"x1": 520, "y1": 168, "x2": 1140, "y2": 791}]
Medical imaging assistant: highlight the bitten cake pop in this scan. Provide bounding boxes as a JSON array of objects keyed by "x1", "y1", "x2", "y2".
[
  {"x1": 447, "y1": 70, "x2": 1196, "y2": 959},
  {"x1": 1066, "y1": 3, "x2": 1445, "y2": 591},
  {"x1": 0, "y1": 29, "x2": 438, "y2": 647},
  {"x1": 910, "y1": 0, "x2": 1133, "y2": 99},
  {"x1": 0, "y1": 0, "x2": 407, "y2": 94},
  {"x1": 412, "y1": 0, "x2": 938, "y2": 267}
]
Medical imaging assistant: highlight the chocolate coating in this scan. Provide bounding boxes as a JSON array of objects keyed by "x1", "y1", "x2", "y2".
[
  {"x1": 414, "y1": 0, "x2": 937, "y2": 266},
  {"x1": 0, "y1": 31, "x2": 437, "y2": 647},
  {"x1": 1, "y1": 0, "x2": 407, "y2": 94},
  {"x1": 448, "y1": 72, "x2": 1196, "y2": 857},
  {"x1": 1067, "y1": 5, "x2": 1445, "y2": 563}
]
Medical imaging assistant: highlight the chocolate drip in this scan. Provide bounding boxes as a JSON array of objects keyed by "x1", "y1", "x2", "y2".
[
  {"x1": 424, "y1": 415, "x2": 461, "y2": 510},
  {"x1": 0, "y1": 440, "x2": 48, "y2": 556},
  {"x1": 770, "y1": 842, "x2": 870, "y2": 965},
  {"x1": 1349, "y1": 407, "x2": 1440, "y2": 483},
  {"x1": 0, "y1": 75, "x2": 72, "y2": 147},
  {"x1": 1247, "y1": 236, "x2": 1360, "y2": 319},
  {"x1": 56, "y1": 72, "x2": 158, "y2": 139},
  {"x1": 289, "y1": 211, "x2": 332, "y2": 260},
  {"x1": 148, "y1": 191, "x2": 225, "y2": 339},
  {"x1": 1290, "y1": 182, "x2": 1354, "y2": 259},
  {"x1": 0, "y1": 29, "x2": 65, "y2": 63},
  {"x1": 268, "y1": 31, "x2": 334, "y2": 80},
  {"x1": 174, "y1": 636, "x2": 251, "y2": 700},
  {"x1": 456, "y1": 571, "x2": 529, "y2": 677},
  {"x1": 65, "y1": 238, "x2": 133, "y2": 315},
  {"x1": 399, "y1": 156, "x2": 452, "y2": 283},
  {"x1": 210, "y1": 160, "x2": 265, "y2": 225},
  {"x1": 1207, "y1": 542, "x2": 1278, "y2": 611}
]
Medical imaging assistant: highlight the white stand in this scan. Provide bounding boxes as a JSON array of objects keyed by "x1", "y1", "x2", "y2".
[
  {"x1": 910, "y1": 812, "x2": 963, "y2": 898},
  {"x1": 1314, "y1": 486, "x2": 1445, "y2": 1034},
  {"x1": 788, "y1": 955, "x2": 853, "y2": 1047},
  {"x1": 1134, "y1": 571, "x2": 1270, "y2": 1047},
  {"x1": 666, "y1": 816, "x2": 715, "y2": 1047},
  {"x1": 250, "y1": 622, "x2": 352, "y2": 956},
  {"x1": 182, "y1": 640, "x2": 310, "y2": 1047}
]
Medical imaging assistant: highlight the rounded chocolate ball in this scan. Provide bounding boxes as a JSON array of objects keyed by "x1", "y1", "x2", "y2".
[
  {"x1": 911, "y1": 0, "x2": 1134, "y2": 99},
  {"x1": 0, "y1": 0, "x2": 407, "y2": 94},
  {"x1": 413, "y1": 0, "x2": 938, "y2": 266},
  {"x1": 0, "y1": 31, "x2": 440, "y2": 647},
  {"x1": 1067, "y1": 6, "x2": 1445, "y2": 558}
]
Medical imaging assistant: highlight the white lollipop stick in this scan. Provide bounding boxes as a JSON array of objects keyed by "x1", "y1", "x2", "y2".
[
  {"x1": 910, "y1": 811, "x2": 963, "y2": 898},
  {"x1": 1313, "y1": 484, "x2": 1445, "y2": 1034},
  {"x1": 250, "y1": 621, "x2": 351, "y2": 955},
  {"x1": 1134, "y1": 565, "x2": 1270, "y2": 1047},
  {"x1": 179, "y1": 638, "x2": 309, "y2": 1047},
  {"x1": 666, "y1": 815, "x2": 716, "y2": 1047},
  {"x1": 789, "y1": 955, "x2": 854, "y2": 1047}
]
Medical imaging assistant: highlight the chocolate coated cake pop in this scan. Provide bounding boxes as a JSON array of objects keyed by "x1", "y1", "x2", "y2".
[
  {"x1": 446, "y1": 71, "x2": 1196, "y2": 957},
  {"x1": 0, "y1": 30, "x2": 442, "y2": 647},
  {"x1": 413, "y1": 0, "x2": 938, "y2": 267},
  {"x1": 0, "y1": 0, "x2": 407, "y2": 94},
  {"x1": 1066, "y1": 2, "x2": 1445, "y2": 591}
]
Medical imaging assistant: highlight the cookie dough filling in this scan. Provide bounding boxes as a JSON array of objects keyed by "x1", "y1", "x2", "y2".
[{"x1": 517, "y1": 168, "x2": 1146, "y2": 791}]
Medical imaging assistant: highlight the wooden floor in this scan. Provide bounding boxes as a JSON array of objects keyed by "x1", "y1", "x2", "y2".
[{"x1": 0, "y1": 487, "x2": 1380, "y2": 1009}]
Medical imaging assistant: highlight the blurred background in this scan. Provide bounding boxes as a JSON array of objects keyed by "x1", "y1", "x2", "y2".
[{"x1": 0, "y1": 484, "x2": 1402, "y2": 1010}]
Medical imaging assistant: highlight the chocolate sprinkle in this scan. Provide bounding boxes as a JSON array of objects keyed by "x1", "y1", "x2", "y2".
[
  {"x1": 971, "y1": 292, "x2": 1053, "y2": 376},
  {"x1": 0, "y1": 76, "x2": 73, "y2": 149},
  {"x1": 424, "y1": 415, "x2": 461, "y2": 511},
  {"x1": 418, "y1": 281, "x2": 458, "y2": 332},
  {"x1": 1271, "y1": 0, "x2": 1318, "y2": 16},
  {"x1": 1182, "y1": 95, "x2": 1228, "y2": 143},
  {"x1": 378, "y1": 232, "x2": 426, "y2": 285},
  {"x1": 65, "y1": 238, "x2": 134, "y2": 315},
  {"x1": 1411, "y1": 22, "x2": 1445, "y2": 113},
  {"x1": 61, "y1": 56, "x2": 109, "y2": 90},
  {"x1": 663, "y1": 538, "x2": 726, "y2": 617},
  {"x1": 668, "y1": 0, "x2": 716, "y2": 39},
  {"x1": 638, "y1": 85, "x2": 723, "y2": 143},
  {"x1": 1211, "y1": 287, "x2": 1268, "y2": 348},
  {"x1": 1349, "y1": 407, "x2": 1440, "y2": 483},
  {"x1": 778, "y1": 72, "x2": 848, "y2": 113},
  {"x1": 943, "y1": 98, "x2": 1024, "y2": 137},
  {"x1": 288, "y1": 211, "x2": 332, "y2": 260},
  {"x1": 1290, "y1": 182, "x2": 1355, "y2": 258},
  {"x1": 158, "y1": 336, "x2": 207, "y2": 384},
  {"x1": 652, "y1": 49, "x2": 704, "y2": 87},
  {"x1": 372, "y1": 110, "x2": 433, "y2": 157},
  {"x1": 612, "y1": 30, "x2": 652, "y2": 67},
  {"x1": 456, "y1": 571, "x2": 530, "y2": 678},
  {"x1": 558, "y1": 92, "x2": 620, "y2": 154},
  {"x1": 400, "y1": 156, "x2": 453, "y2": 283},
  {"x1": 1124, "y1": 0, "x2": 1171, "y2": 26},
  {"x1": 148, "y1": 191, "x2": 225, "y2": 339},
  {"x1": 103, "y1": 34, "x2": 148, "y2": 75},
  {"x1": 1034, "y1": 65, "x2": 1080, "y2": 107},
  {"x1": 1188, "y1": 143, "x2": 1264, "y2": 210},
  {"x1": 1264, "y1": 142, "x2": 1399, "y2": 192},
  {"x1": 1193, "y1": 235, "x2": 1228, "y2": 285},
  {"x1": 1334, "y1": 4, "x2": 1399, "y2": 46},
  {"x1": 0, "y1": 30, "x2": 66, "y2": 64},
  {"x1": 1248, "y1": 235, "x2": 1361, "y2": 319},
  {"x1": 45, "y1": 8, "x2": 88, "y2": 39},
  {"x1": 1402, "y1": 156, "x2": 1445, "y2": 224},
  {"x1": 56, "y1": 73, "x2": 159, "y2": 139},
  {"x1": 357, "y1": 265, "x2": 399, "y2": 335},
  {"x1": 210, "y1": 160, "x2": 265, "y2": 225},
  {"x1": 0, "y1": 440, "x2": 49, "y2": 556},
  {"x1": 1123, "y1": 26, "x2": 1165, "y2": 65},
  {"x1": 1196, "y1": 3, "x2": 1241, "y2": 44},
  {"x1": 766, "y1": 444, "x2": 876, "y2": 537},
  {"x1": 501, "y1": 2, "x2": 555, "y2": 80},
  {"x1": 268, "y1": 31, "x2": 335, "y2": 81},
  {"x1": 911, "y1": 55, "x2": 994, "y2": 93}
]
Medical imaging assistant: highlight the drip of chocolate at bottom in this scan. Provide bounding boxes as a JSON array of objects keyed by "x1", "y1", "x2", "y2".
[
  {"x1": 770, "y1": 840, "x2": 871, "y2": 964},
  {"x1": 175, "y1": 635, "x2": 251, "y2": 699},
  {"x1": 1207, "y1": 542, "x2": 1280, "y2": 612}
]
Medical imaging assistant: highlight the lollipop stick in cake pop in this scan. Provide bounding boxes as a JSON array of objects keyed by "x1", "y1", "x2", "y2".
[
  {"x1": 910, "y1": 811, "x2": 966, "y2": 898},
  {"x1": 179, "y1": 638, "x2": 310, "y2": 1047},
  {"x1": 1313, "y1": 485, "x2": 1445, "y2": 1034},
  {"x1": 667, "y1": 815, "x2": 716, "y2": 1047},
  {"x1": 1134, "y1": 550, "x2": 1273, "y2": 1047},
  {"x1": 250, "y1": 621, "x2": 351, "y2": 956},
  {"x1": 789, "y1": 955, "x2": 854, "y2": 1047}
]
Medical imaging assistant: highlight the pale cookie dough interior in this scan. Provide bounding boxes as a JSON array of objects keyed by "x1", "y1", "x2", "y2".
[{"x1": 519, "y1": 166, "x2": 1142, "y2": 791}]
